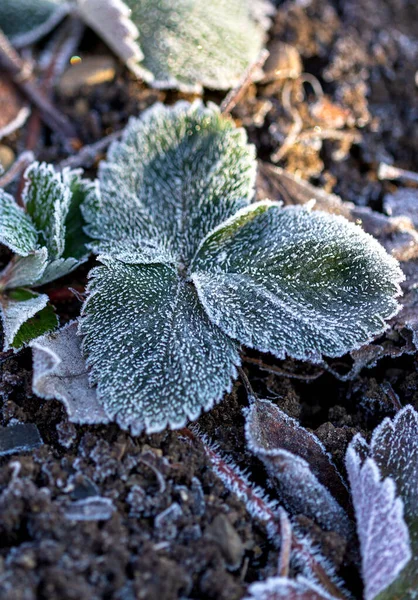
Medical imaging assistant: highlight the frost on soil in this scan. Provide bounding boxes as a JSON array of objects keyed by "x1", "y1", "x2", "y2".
[
  {"x1": 346, "y1": 405, "x2": 418, "y2": 600},
  {"x1": 80, "y1": 100, "x2": 405, "y2": 432}
]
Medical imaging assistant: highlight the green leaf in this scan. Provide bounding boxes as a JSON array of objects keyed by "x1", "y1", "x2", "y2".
[
  {"x1": 77, "y1": 0, "x2": 273, "y2": 92},
  {"x1": 84, "y1": 101, "x2": 256, "y2": 265},
  {"x1": 33, "y1": 257, "x2": 82, "y2": 287},
  {"x1": 191, "y1": 201, "x2": 404, "y2": 362},
  {"x1": 0, "y1": 0, "x2": 69, "y2": 47},
  {"x1": 0, "y1": 288, "x2": 57, "y2": 351},
  {"x1": 124, "y1": 0, "x2": 273, "y2": 92},
  {"x1": 62, "y1": 169, "x2": 96, "y2": 261},
  {"x1": 0, "y1": 189, "x2": 38, "y2": 256},
  {"x1": 0, "y1": 248, "x2": 48, "y2": 290},
  {"x1": 22, "y1": 162, "x2": 91, "y2": 283},
  {"x1": 80, "y1": 259, "x2": 240, "y2": 433},
  {"x1": 23, "y1": 162, "x2": 71, "y2": 261}
]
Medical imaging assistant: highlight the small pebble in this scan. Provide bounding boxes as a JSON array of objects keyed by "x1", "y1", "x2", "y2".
[
  {"x1": 0, "y1": 144, "x2": 15, "y2": 171},
  {"x1": 59, "y1": 56, "x2": 116, "y2": 96}
]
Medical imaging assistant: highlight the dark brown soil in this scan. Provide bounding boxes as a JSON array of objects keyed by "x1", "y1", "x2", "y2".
[{"x1": 1, "y1": 1, "x2": 417, "y2": 598}]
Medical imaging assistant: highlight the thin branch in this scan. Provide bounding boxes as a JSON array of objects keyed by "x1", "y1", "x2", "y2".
[
  {"x1": 58, "y1": 131, "x2": 123, "y2": 170},
  {"x1": 243, "y1": 355, "x2": 324, "y2": 381},
  {"x1": 0, "y1": 151, "x2": 34, "y2": 189},
  {"x1": 220, "y1": 49, "x2": 269, "y2": 115},
  {"x1": 378, "y1": 162, "x2": 418, "y2": 185},
  {"x1": 0, "y1": 28, "x2": 78, "y2": 141},
  {"x1": 277, "y1": 508, "x2": 292, "y2": 577}
]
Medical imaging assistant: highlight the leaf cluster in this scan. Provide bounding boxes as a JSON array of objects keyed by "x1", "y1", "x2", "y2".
[{"x1": 0, "y1": 163, "x2": 93, "y2": 350}]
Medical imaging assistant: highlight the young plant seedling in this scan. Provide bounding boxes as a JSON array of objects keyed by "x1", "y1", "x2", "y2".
[
  {"x1": 79, "y1": 100, "x2": 404, "y2": 433},
  {"x1": 0, "y1": 162, "x2": 93, "y2": 350}
]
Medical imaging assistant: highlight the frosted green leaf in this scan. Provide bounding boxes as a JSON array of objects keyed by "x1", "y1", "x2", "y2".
[
  {"x1": 0, "y1": 0, "x2": 70, "y2": 47},
  {"x1": 0, "y1": 248, "x2": 48, "y2": 290},
  {"x1": 0, "y1": 288, "x2": 57, "y2": 351},
  {"x1": 80, "y1": 259, "x2": 240, "y2": 433},
  {"x1": 125, "y1": 0, "x2": 273, "y2": 91},
  {"x1": 76, "y1": 0, "x2": 143, "y2": 75},
  {"x1": 34, "y1": 257, "x2": 82, "y2": 286},
  {"x1": 23, "y1": 162, "x2": 72, "y2": 261},
  {"x1": 1, "y1": 161, "x2": 92, "y2": 351},
  {"x1": 76, "y1": 0, "x2": 273, "y2": 92},
  {"x1": 84, "y1": 101, "x2": 256, "y2": 265},
  {"x1": 191, "y1": 201, "x2": 404, "y2": 362},
  {"x1": 0, "y1": 189, "x2": 38, "y2": 256},
  {"x1": 22, "y1": 162, "x2": 92, "y2": 280},
  {"x1": 347, "y1": 406, "x2": 418, "y2": 600}
]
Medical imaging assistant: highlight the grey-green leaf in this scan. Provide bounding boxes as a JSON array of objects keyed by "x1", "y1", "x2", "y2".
[
  {"x1": 0, "y1": 248, "x2": 48, "y2": 290},
  {"x1": 85, "y1": 101, "x2": 256, "y2": 265},
  {"x1": 80, "y1": 259, "x2": 240, "y2": 433},
  {"x1": 23, "y1": 162, "x2": 72, "y2": 261},
  {"x1": 191, "y1": 201, "x2": 404, "y2": 362},
  {"x1": 21, "y1": 162, "x2": 92, "y2": 282},
  {"x1": 0, "y1": 189, "x2": 38, "y2": 256},
  {"x1": 123, "y1": 0, "x2": 274, "y2": 92},
  {"x1": 0, "y1": 0, "x2": 69, "y2": 47}
]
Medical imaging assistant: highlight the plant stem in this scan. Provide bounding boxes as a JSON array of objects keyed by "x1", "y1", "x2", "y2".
[{"x1": 0, "y1": 28, "x2": 78, "y2": 141}]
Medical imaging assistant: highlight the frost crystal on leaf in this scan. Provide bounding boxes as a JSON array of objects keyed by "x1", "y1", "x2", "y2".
[
  {"x1": 192, "y1": 201, "x2": 404, "y2": 362},
  {"x1": 245, "y1": 398, "x2": 352, "y2": 537},
  {"x1": 346, "y1": 406, "x2": 418, "y2": 600},
  {"x1": 80, "y1": 101, "x2": 405, "y2": 432},
  {"x1": 31, "y1": 322, "x2": 110, "y2": 426},
  {"x1": 0, "y1": 0, "x2": 70, "y2": 47}
]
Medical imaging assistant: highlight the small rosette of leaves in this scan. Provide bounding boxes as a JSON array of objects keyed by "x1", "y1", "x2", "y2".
[
  {"x1": 80, "y1": 100, "x2": 403, "y2": 433},
  {"x1": 0, "y1": 163, "x2": 93, "y2": 350}
]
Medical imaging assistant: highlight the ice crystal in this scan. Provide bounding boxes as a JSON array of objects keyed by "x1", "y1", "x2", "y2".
[
  {"x1": 0, "y1": 163, "x2": 93, "y2": 350},
  {"x1": 63, "y1": 496, "x2": 116, "y2": 521},
  {"x1": 79, "y1": 100, "x2": 404, "y2": 432},
  {"x1": 346, "y1": 405, "x2": 418, "y2": 600},
  {"x1": 198, "y1": 432, "x2": 346, "y2": 596},
  {"x1": 245, "y1": 398, "x2": 352, "y2": 537},
  {"x1": 0, "y1": 0, "x2": 70, "y2": 47},
  {"x1": 0, "y1": 423, "x2": 43, "y2": 457}
]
